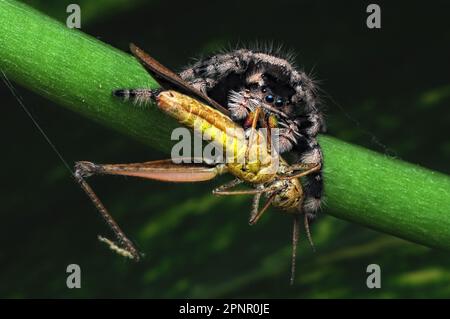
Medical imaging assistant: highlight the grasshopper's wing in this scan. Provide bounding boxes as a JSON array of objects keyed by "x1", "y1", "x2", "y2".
[{"x1": 130, "y1": 43, "x2": 230, "y2": 116}]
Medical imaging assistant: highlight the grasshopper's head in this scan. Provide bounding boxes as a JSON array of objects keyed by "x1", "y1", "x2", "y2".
[{"x1": 265, "y1": 177, "x2": 303, "y2": 212}]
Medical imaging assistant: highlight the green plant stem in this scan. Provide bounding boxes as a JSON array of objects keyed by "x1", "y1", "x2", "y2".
[{"x1": 1, "y1": 0, "x2": 450, "y2": 250}]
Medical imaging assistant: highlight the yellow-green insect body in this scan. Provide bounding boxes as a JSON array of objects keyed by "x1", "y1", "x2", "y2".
[
  {"x1": 157, "y1": 90, "x2": 279, "y2": 185},
  {"x1": 156, "y1": 90, "x2": 304, "y2": 211}
]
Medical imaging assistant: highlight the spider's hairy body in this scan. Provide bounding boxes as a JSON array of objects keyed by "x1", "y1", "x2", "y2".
[{"x1": 179, "y1": 47, "x2": 325, "y2": 219}]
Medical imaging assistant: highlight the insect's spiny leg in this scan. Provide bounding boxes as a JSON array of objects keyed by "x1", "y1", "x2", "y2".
[
  {"x1": 250, "y1": 191, "x2": 262, "y2": 223},
  {"x1": 74, "y1": 166, "x2": 141, "y2": 261},
  {"x1": 248, "y1": 193, "x2": 276, "y2": 225},
  {"x1": 265, "y1": 121, "x2": 272, "y2": 154},
  {"x1": 304, "y1": 213, "x2": 316, "y2": 252},
  {"x1": 113, "y1": 88, "x2": 156, "y2": 106},
  {"x1": 288, "y1": 162, "x2": 319, "y2": 172},
  {"x1": 212, "y1": 178, "x2": 243, "y2": 194},
  {"x1": 74, "y1": 161, "x2": 100, "y2": 178},
  {"x1": 290, "y1": 214, "x2": 300, "y2": 286},
  {"x1": 243, "y1": 106, "x2": 262, "y2": 169},
  {"x1": 279, "y1": 163, "x2": 321, "y2": 180},
  {"x1": 212, "y1": 186, "x2": 276, "y2": 196}
]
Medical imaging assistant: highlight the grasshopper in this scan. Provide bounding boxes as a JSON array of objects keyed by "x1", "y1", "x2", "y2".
[{"x1": 74, "y1": 44, "x2": 321, "y2": 284}]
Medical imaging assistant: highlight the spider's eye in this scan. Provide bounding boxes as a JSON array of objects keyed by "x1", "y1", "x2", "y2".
[
  {"x1": 265, "y1": 95, "x2": 274, "y2": 103},
  {"x1": 261, "y1": 86, "x2": 267, "y2": 93},
  {"x1": 275, "y1": 98, "x2": 284, "y2": 107}
]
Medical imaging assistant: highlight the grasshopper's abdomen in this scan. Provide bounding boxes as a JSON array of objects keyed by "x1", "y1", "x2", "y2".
[{"x1": 156, "y1": 90, "x2": 277, "y2": 184}]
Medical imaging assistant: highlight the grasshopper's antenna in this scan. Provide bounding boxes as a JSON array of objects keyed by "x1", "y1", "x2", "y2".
[
  {"x1": 290, "y1": 214, "x2": 300, "y2": 285},
  {"x1": 304, "y1": 213, "x2": 316, "y2": 252}
]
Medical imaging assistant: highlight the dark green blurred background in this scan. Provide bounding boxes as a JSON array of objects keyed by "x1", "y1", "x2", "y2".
[{"x1": 1, "y1": 0, "x2": 450, "y2": 298}]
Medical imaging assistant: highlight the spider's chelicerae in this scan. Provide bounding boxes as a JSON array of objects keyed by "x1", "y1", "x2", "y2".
[{"x1": 179, "y1": 48, "x2": 325, "y2": 221}]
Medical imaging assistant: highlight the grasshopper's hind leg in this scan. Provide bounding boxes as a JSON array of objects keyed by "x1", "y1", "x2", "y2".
[
  {"x1": 74, "y1": 159, "x2": 226, "y2": 259},
  {"x1": 74, "y1": 166, "x2": 141, "y2": 261},
  {"x1": 75, "y1": 159, "x2": 225, "y2": 182}
]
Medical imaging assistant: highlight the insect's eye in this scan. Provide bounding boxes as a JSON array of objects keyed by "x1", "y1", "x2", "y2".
[
  {"x1": 265, "y1": 95, "x2": 274, "y2": 103},
  {"x1": 275, "y1": 98, "x2": 284, "y2": 107}
]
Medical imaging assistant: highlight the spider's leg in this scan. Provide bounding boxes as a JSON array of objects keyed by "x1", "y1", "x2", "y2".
[
  {"x1": 293, "y1": 137, "x2": 324, "y2": 221},
  {"x1": 113, "y1": 88, "x2": 156, "y2": 106},
  {"x1": 304, "y1": 213, "x2": 316, "y2": 252},
  {"x1": 290, "y1": 214, "x2": 300, "y2": 285},
  {"x1": 179, "y1": 51, "x2": 251, "y2": 94}
]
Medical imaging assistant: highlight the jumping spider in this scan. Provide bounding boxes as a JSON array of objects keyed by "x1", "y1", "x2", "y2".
[
  {"x1": 79, "y1": 44, "x2": 325, "y2": 281},
  {"x1": 116, "y1": 46, "x2": 325, "y2": 223},
  {"x1": 178, "y1": 48, "x2": 325, "y2": 221}
]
